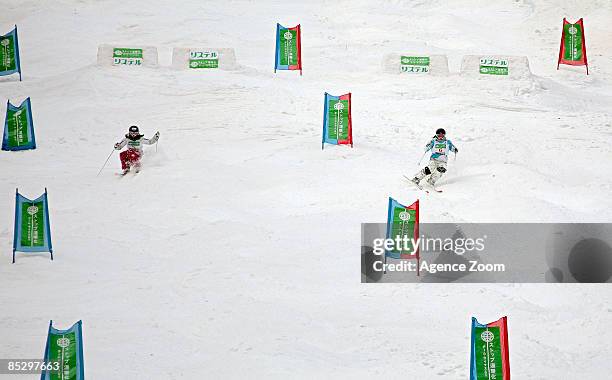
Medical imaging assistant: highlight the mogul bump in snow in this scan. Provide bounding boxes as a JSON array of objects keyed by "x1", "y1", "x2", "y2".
[
  {"x1": 411, "y1": 128, "x2": 458, "y2": 189},
  {"x1": 114, "y1": 125, "x2": 160, "y2": 174}
]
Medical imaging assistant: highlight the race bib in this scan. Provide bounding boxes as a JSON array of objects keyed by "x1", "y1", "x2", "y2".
[{"x1": 434, "y1": 143, "x2": 446, "y2": 154}]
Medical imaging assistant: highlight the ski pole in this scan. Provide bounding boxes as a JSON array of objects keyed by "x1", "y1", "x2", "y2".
[
  {"x1": 417, "y1": 150, "x2": 427, "y2": 166},
  {"x1": 97, "y1": 148, "x2": 115, "y2": 176}
]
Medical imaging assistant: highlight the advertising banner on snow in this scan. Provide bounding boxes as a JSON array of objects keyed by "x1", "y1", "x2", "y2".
[
  {"x1": 479, "y1": 57, "x2": 509, "y2": 76},
  {"x1": 470, "y1": 317, "x2": 510, "y2": 380},
  {"x1": 385, "y1": 198, "x2": 420, "y2": 274},
  {"x1": 2, "y1": 97, "x2": 36, "y2": 151},
  {"x1": 0, "y1": 26, "x2": 22, "y2": 80},
  {"x1": 41, "y1": 321, "x2": 85, "y2": 380},
  {"x1": 13, "y1": 189, "x2": 53, "y2": 263},
  {"x1": 113, "y1": 47, "x2": 143, "y2": 66},
  {"x1": 274, "y1": 23, "x2": 302, "y2": 74},
  {"x1": 400, "y1": 56, "x2": 430, "y2": 73},
  {"x1": 322, "y1": 92, "x2": 352, "y2": 148},
  {"x1": 189, "y1": 50, "x2": 219, "y2": 68},
  {"x1": 557, "y1": 18, "x2": 588, "y2": 74}
]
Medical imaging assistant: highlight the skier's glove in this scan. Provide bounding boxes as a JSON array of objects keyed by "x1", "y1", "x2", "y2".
[
  {"x1": 454, "y1": 148, "x2": 459, "y2": 153},
  {"x1": 114, "y1": 143, "x2": 121, "y2": 150},
  {"x1": 154, "y1": 131, "x2": 160, "y2": 139}
]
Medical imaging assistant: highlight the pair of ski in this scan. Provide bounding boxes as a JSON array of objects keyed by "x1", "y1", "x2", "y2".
[
  {"x1": 117, "y1": 168, "x2": 140, "y2": 177},
  {"x1": 403, "y1": 175, "x2": 442, "y2": 193}
]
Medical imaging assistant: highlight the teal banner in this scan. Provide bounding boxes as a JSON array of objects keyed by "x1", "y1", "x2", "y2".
[
  {"x1": 2, "y1": 98, "x2": 36, "y2": 151},
  {"x1": 41, "y1": 321, "x2": 85, "y2": 380},
  {"x1": 13, "y1": 188, "x2": 53, "y2": 263},
  {"x1": 0, "y1": 26, "x2": 22, "y2": 79}
]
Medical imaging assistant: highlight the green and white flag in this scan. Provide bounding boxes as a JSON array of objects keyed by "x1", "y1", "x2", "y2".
[
  {"x1": 322, "y1": 92, "x2": 353, "y2": 148},
  {"x1": 274, "y1": 23, "x2": 302, "y2": 74},
  {"x1": 113, "y1": 47, "x2": 143, "y2": 66},
  {"x1": 557, "y1": 18, "x2": 588, "y2": 74},
  {"x1": 189, "y1": 50, "x2": 219, "y2": 68},
  {"x1": 0, "y1": 26, "x2": 21, "y2": 79},
  {"x1": 479, "y1": 57, "x2": 509, "y2": 76},
  {"x1": 21, "y1": 199, "x2": 44, "y2": 247},
  {"x1": 2, "y1": 98, "x2": 36, "y2": 151},
  {"x1": 470, "y1": 317, "x2": 510, "y2": 380},
  {"x1": 400, "y1": 56, "x2": 430, "y2": 73},
  {"x1": 41, "y1": 321, "x2": 85, "y2": 380},
  {"x1": 13, "y1": 189, "x2": 53, "y2": 262}
]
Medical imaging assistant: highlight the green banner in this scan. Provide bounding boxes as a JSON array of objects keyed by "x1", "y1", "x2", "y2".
[
  {"x1": 474, "y1": 326, "x2": 503, "y2": 380},
  {"x1": 113, "y1": 48, "x2": 143, "y2": 66},
  {"x1": 189, "y1": 51, "x2": 219, "y2": 68},
  {"x1": 279, "y1": 29, "x2": 298, "y2": 66},
  {"x1": 390, "y1": 207, "x2": 417, "y2": 256},
  {"x1": 0, "y1": 34, "x2": 17, "y2": 72},
  {"x1": 400, "y1": 56, "x2": 430, "y2": 73},
  {"x1": 327, "y1": 100, "x2": 349, "y2": 140},
  {"x1": 563, "y1": 23, "x2": 583, "y2": 61},
  {"x1": 6, "y1": 106, "x2": 29, "y2": 147},
  {"x1": 20, "y1": 201, "x2": 44, "y2": 247},
  {"x1": 48, "y1": 330, "x2": 78, "y2": 380},
  {"x1": 479, "y1": 58, "x2": 508, "y2": 76}
]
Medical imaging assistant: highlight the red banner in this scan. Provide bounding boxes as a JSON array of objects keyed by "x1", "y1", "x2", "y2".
[
  {"x1": 557, "y1": 18, "x2": 588, "y2": 74},
  {"x1": 275, "y1": 24, "x2": 302, "y2": 75},
  {"x1": 470, "y1": 316, "x2": 511, "y2": 380},
  {"x1": 322, "y1": 92, "x2": 353, "y2": 148}
]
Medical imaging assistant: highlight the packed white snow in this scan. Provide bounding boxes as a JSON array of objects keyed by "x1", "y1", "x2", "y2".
[{"x1": 1, "y1": 0, "x2": 612, "y2": 378}]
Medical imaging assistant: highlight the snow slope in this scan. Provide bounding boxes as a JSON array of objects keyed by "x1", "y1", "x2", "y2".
[{"x1": 1, "y1": 0, "x2": 612, "y2": 378}]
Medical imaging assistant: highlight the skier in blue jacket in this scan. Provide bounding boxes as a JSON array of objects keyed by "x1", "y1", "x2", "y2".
[{"x1": 411, "y1": 128, "x2": 458, "y2": 188}]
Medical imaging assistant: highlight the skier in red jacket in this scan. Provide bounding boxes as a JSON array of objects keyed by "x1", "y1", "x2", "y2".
[{"x1": 114, "y1": 125, "x2": 160, "y2": 174}]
